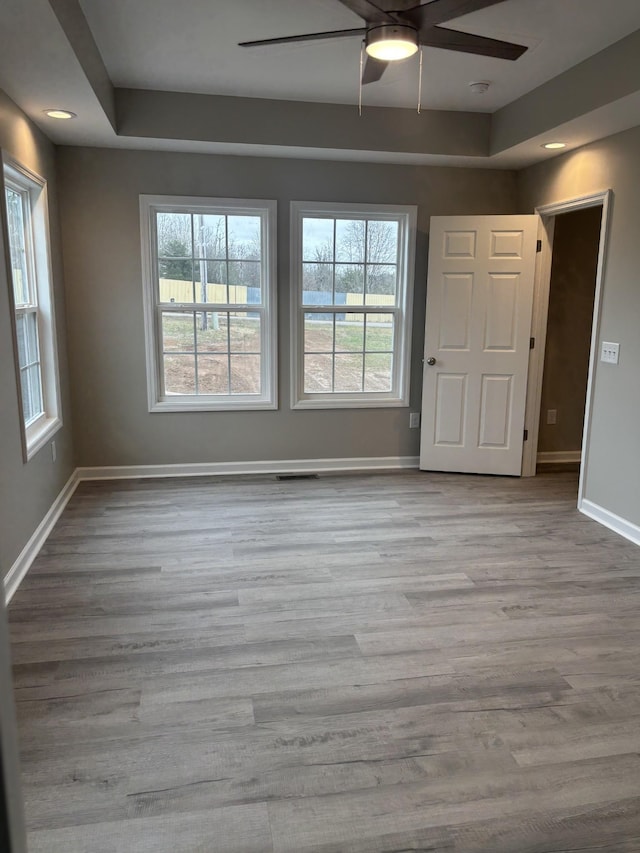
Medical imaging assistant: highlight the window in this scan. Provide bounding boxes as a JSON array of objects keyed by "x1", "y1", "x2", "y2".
[
  {"x1": 3, "y1": 157, "x2": 61, "y2": 459},
  {"x1": 291, "y1": 202, "x2": 416, "y2": 408},
  {"x1": 140, "y1": 196, "x2": 277, "y2": 411}
]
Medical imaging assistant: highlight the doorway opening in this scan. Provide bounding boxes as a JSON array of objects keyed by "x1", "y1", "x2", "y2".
[
  {"x1": 537, "y1": 206, "x2": 602, "y2": 473},
  {"x1": 522, "y1": 190, "x2": 611, "y2": 510}
]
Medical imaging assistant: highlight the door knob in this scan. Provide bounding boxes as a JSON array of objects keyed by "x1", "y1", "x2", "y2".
[{"x1": 426, "y1": 357, "x2": 436, "y2": 366}]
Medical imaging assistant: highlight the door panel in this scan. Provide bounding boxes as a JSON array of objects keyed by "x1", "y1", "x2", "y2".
[
  {"x1": 435, "y1": 374, "x2": 466, "y2": 445},
  {"x1": 485, "y1": 274, "x2": 518, "y2": 350},
  {"x1": 479, "y1": 374, "x2": 512, "y2": 447},
  {"x1": 443, "y1": 229, "x2": 477, "y2": 258},
  {"x1": 420, "y1": 215, "x2": 538, "y2": 475},
  {"x1": 490, "y1": 230, "x2": 524, "y2": 258},
  {"x1": 439, "y1": 274, "x2": 472, "y2": 350}
]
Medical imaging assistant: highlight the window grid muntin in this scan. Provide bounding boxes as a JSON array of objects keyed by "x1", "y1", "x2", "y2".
[
  {"x1": 301, "y1": 215, "x2": 400, "y2": 310},
  {"x1": 5, "y1": 186, "x2": 27, "y2": 301},
  {"x1": 155, "y1": 214, "x2": 266, "y2": 306},
  {"x1": 154, "y1": 207, "x2": 269, "y2": 401},
  {"x1": 303, "y1": 306, "x2": 397, "y2": 394},
  {"x1": 224, "y1": 214, "x2": 229, "y2": 304},
  {"x1": 293, "y1": 203, "x2": 414, "y2": 408},
  {"x1": 15, "y1": 306, "x2": 40, "y2": 367},
  {"x1": 4, "y1": 178, "x2": 46, "y2": 426},
  {"x1": 156, "y1": 211, "x2": 265, "y2": 310},
  {"x1": 17, "y1": 307, "x2": 44, "y2": 426},
  {"x1": 158, "y1": 309, "x2": 265, "y2": 392},
  {"x1": 6, "y1": 184, "x2": 37, "y2": 307},
  {"x1": 5, "y1": 182, "x2": 37, "y2": 308},
  {"x1": 300, "y1": 215, "x2": 401, "y2": 394}
]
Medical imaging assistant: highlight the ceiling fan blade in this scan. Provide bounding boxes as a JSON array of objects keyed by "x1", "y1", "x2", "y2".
[
  {"x1": 402, "y1": 0, "x2": 506, "y2": 29},
  {"x1": 421, "y1": 25, "x2": 527, "y2": 60},
  {"x1": 362, "y1": 55, "x2": 389, "y2": 84},
  {"x1": 336, "y1": 0, "x2": 397, "y2": 24},
  {"x1": 239, "y1": 27, "x2": 366, "y2": 48}
]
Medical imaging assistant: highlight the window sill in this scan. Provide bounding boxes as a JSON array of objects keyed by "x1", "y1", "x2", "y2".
[
  {"x1": 292, "y1": 396, "x2": 408, "y2": 410},
  {"x1": 25, "y1": 416, "x2": 62, "y2": 461},
  {"x1": 150, "y1": 397, "x2": 277, "y2": 413}
]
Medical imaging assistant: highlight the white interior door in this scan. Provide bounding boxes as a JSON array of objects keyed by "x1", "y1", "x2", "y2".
[{"x1": 420, "y1": 215, "x2": 539, "y2": 475}]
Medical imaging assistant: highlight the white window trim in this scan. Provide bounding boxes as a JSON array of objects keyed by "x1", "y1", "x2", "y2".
[
  {"x1": 290, "y1": 200, "x2": 416, "y2": 410},
  {"x1": 2, "y1": 155, "x2": 62, "y2": 461},
  {"x1": 140, "y1": 195, "x2": 278, "y2": 412}
]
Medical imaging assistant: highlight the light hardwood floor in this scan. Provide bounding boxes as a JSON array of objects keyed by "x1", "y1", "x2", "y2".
[{"x1": 8, "y1": 470, "x2": 640, "y2": 852}]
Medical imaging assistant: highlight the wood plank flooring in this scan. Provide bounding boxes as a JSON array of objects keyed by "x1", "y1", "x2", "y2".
[{"x1": 7, "y1": 470, "x2": 640, "y2": 852}]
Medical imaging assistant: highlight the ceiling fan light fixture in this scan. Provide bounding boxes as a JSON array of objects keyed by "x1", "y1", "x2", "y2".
[{"x1": 365, "y1": 25, "x2": 419, "y2": 62}]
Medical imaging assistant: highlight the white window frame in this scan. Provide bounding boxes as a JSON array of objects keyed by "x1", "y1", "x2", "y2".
[
  {"x1": 140, "y1": 195, "x2": 277, "y2": 412},
  {"x1": 2, "y1": 155, "x2": 62, "y2": 460},
  {"x1": 290, "y1": 201, "x2": 416, "y2": 409}
]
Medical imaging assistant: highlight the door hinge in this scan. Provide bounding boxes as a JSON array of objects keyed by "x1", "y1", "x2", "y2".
[
  {"x1": 524, "y1": 428, "x2": 529, "y2": 441},
  {"x1": 536, "y1": 239, "x2": 542, "y2": 253},
  {"x1": 530, "y1": 336, "x2": 535, "y2": 350}
]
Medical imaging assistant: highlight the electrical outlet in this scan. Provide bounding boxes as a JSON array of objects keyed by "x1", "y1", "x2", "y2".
[
  {"x1": 51, "y1": 440, "x2": 57, "y2": 462},
  {"x1": 546, "y1": 409, "x2": 557, "y2": 425},
  {"x1": 409, "y1": 412, "x2": 421, "y2": 429},
  {"x1": 601, "y1": 341, "x2": 620, "y2": 364}
]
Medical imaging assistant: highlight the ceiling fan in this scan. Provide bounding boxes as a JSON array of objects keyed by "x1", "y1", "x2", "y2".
[{"x1": 239, "y1": 0, "x2": 527, "y2": 84}]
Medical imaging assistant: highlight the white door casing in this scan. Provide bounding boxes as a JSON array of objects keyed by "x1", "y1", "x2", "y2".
[{"x1": 420, "y1": 215, "x2": 539, "y2": 475}]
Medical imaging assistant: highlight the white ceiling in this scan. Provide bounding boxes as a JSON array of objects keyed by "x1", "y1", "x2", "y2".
[
  {"x1": 1, "y1": 0, "x2": 640, "y2": 168},
  {"x1": 78, "y1": 0, "x2": 640, "y2": 111}
]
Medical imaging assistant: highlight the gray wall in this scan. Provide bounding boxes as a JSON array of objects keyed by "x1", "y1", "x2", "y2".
[
  {"x1": 0, "y1": 91, "x2": 75, "y2": 585},
  {"x1": 56, "y1": 147, "x2": 517, "y2": 468},
  {"x1": 117, "y1": 89, "x2": 491, "y2": 158},
  {"x1": 519, "y1": 124, "x2": 640, "y2": 525},
  {"x1": 538, "y1": 207, "x2": 600, "y2": 454}
]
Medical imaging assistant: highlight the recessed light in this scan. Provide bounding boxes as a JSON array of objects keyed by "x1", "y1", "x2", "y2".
[
  {"x1": 542, "y1": 142, "x2": 566, "y2": 150},
  {"x1": 43, "y1": 109, "x2": 77, "y2": 120}
]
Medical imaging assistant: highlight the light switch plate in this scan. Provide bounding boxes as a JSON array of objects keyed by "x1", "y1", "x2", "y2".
[
  {"x1": 409, "y1": 412, "x2": 420, "y2": 429},
  {"x1": 601, "y1": 341, "x2": 620, "y2": 364}
]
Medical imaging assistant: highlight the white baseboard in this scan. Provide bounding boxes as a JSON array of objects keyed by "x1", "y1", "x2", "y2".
[
  {"x1": 537, "y1": 451, "x2": 582, "y2": 464},
  {"x1": 76, "y1": 456, "x2": 420, "y2": 481},
  {"x1": 580, "y1": 498, "x2": 640, "y2": 547},
  {"x1": 3, "y1": 471, "x2": 79, "y2": 604}
]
